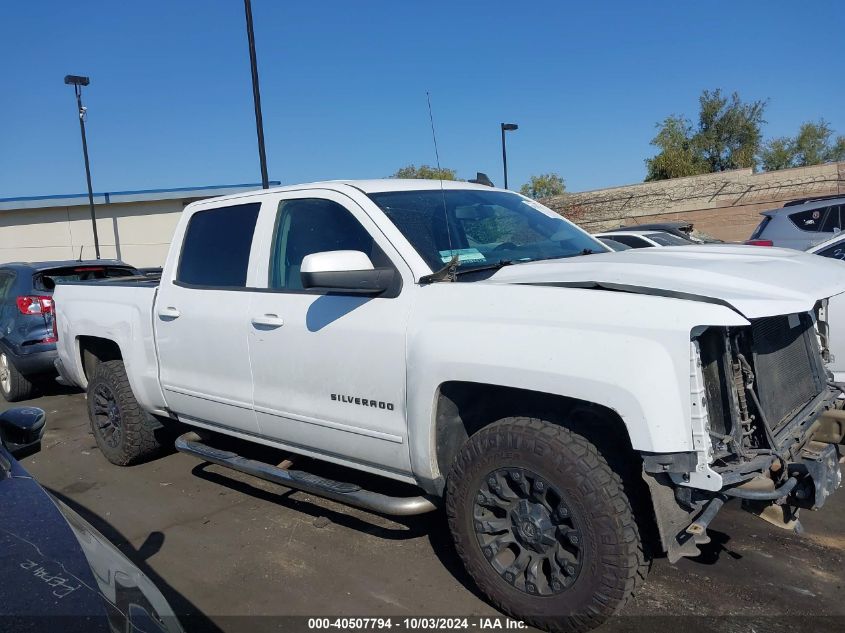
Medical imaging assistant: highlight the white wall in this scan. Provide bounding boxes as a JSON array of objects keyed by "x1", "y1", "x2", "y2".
[{"x1": 0, "y1": 199, "x2": 185, "y2": 267}]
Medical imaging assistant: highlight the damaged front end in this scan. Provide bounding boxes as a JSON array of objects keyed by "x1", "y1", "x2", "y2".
[{"x1": 644, "y1": 307, "x2": 845, "y2": 562}]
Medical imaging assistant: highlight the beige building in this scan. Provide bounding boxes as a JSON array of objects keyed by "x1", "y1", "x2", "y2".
[{"x1": 0, "y1": 183, "x2": 274, "y2": 267}]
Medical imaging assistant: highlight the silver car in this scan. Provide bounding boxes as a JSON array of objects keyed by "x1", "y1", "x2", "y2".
[
  {"x1": 747, "y1": 195, "x2": 845, "y2": 250},
  {"x1": 593, "y1": 229, "x2": 695, "y2": 249}
]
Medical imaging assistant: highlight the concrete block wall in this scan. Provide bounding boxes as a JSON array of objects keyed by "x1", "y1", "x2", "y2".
[{"x1": 543, "y1": 161, "x2": 845, "y2": 241}]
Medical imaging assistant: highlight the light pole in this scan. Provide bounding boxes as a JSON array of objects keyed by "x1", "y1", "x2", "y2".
[
  {"x1": 64, "y1": 74, "x2": 100, "y2": 259},
  {"x1": 244, "y1": 0, "x2": 269, "y2": 189},
  {"x1": 500, "y1": 122, "x2": 518, "y2": 189}
]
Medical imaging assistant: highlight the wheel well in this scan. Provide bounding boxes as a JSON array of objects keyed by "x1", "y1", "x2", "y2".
[
  {"x1": 435, "y1": 381, "x2": 639, "y2": 475},
  {"x1": 435, "y1": 381, "x2": 660, "y2": 552},
  {"x1": 78, "y1": 336, "x2": 123, "y2": 380}
]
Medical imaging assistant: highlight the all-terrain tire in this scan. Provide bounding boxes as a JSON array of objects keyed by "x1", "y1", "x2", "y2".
[
  {"x1": 0, "y1": 352, "x2": 36, "y2": 402},
  {"x1": 446, "y1": 417, "x2": 649, "y2": 633},
  {"x1": 87, "y1": 360, "x2": 165, "y2": 465}
]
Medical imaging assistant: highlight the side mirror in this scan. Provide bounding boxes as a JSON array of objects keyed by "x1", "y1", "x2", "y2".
[
  {"x1": 0, "y1": 407, "x2": 46, "y2": 458},
  {"x1": 301, "y1": 251, "x2": 394, "y2": 295}
]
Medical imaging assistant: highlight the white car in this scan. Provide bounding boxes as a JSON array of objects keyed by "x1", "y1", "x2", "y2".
[
  {"x1": 806, "y1": 233, "x2": 845, "y2": 381},
  {"x1": 53, "y1": 180, "x2": 845, "y2": 632},
  {"x1": 593, "y1": 229, "x2": 695, "y2": 249}
]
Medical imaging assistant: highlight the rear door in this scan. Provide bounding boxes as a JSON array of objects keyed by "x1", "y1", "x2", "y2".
[{"x1": 154, "y1": 201, "x2": 262, "y2": 434}]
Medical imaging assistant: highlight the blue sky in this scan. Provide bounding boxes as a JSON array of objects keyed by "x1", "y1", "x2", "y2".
[{"x1": 1, "y1": 1, "x2": 843, "y2": 197}]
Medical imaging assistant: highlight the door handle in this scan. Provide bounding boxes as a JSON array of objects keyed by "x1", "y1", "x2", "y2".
[
  {"x1": 251, "y1": 314, "x2": 284, "y2": 328},
  {"x1": 158, "y1": 306, "x2": 181, "y2": 320}
]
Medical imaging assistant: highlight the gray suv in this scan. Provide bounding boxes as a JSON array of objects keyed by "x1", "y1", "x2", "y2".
[{"x1": 747, "y1": 195, "x2": 845, "y2": 250}]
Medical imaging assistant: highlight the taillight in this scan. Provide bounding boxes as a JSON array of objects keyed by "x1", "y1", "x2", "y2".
[
  {"x1": 16, "y1": 296, "x2": 57, "y2": 343},
  {"x1": 16, "y1": 295, "x2": 53, "y2": 315},
  {"x1": 744, "y1": 239, "x2": 774, "y2": 247},
  {"x1": 49, "y1": 302, "x2": 58, "y2": 343}
]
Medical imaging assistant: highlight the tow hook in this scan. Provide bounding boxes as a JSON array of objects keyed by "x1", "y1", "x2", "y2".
[{"x1": 686, "y1": 496, "x2": 724, "y2": 536}]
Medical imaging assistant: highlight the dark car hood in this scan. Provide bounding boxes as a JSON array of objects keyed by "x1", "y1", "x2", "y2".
[
  {"x1": 0, "y1": 452, "x2": 111, "y2": 631},
  {"x1": 0, "y1": 448, "x2": 180, "y2": 632}
]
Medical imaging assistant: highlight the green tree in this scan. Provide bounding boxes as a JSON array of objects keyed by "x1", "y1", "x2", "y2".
[
  {"x1": 759, "y1": 137, "x2": 794, "y2": 171},
  {"x1": 391, "y1": 164, "x2": 458, "y2": 180},
  {"x1": 696, "y1": 89, "x2": 766, "y2": 172},
  {"x1": 519, "y1": 173, "x2": 566, "y2": 199},
  {"x1": 760, "y1": 120, "x2": 845, "y2": 171},
  {"x1": 644, "y1": 115, "x2": 708, "y2": 181},
  {"x1": 645, "y1": 89, "x2": 766, "y2": 181}
]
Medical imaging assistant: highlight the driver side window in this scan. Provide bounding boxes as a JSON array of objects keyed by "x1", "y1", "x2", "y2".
[{"x1": 269, "y1": 198, "x2": 389, "y2": 290}]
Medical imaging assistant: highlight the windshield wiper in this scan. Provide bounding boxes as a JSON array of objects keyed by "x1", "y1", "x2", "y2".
[
  {"x1": 454, "y1": 259, "x2": 513, "y2": 277},
  {"x1": 419, "y1": 256, "x2": 513, "y2": 284}
]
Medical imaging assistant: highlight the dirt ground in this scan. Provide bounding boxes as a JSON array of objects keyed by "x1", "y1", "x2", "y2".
[{"x1": 8, "y1": 389, "x2": 845, "y2": 633}]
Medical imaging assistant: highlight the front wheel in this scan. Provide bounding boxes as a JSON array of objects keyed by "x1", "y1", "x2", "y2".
[
  {"x1": 87, "y1": 360, "x2": 165, "y2": 465},
  {"x1": 446, "y1": 417, "x2": 648, "y2": 633}
]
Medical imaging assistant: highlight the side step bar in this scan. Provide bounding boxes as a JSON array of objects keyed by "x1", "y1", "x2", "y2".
[{"x1": 175, "y1": 432, "x2": 438, "y2": 516}]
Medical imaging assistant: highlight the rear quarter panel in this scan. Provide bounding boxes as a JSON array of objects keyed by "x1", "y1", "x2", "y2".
[{"x1": 54, "y1": 283, "x2": 167, "y2": 414}]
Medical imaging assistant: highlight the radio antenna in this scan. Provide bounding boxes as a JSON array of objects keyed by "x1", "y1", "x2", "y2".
[{"x1": 426, "y1": 91, "x2": 457, "y2": 271}]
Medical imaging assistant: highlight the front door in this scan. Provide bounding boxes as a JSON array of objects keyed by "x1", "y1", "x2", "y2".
[
  {"x1": 246, "y1": 191, "x2": 413, "y2": 475},
  {"x1": 155, "y1": 201, "x2": 261, "y2": 434}
]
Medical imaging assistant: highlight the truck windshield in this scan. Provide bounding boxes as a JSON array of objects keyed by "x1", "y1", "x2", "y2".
[{"x1": 368, "y1": 189, "x2": 607, "y2": 273}]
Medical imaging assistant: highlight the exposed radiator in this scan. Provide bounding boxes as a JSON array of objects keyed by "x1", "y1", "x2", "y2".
[{"x1": 751, "y1": 314, "x2": 822, "y2": 432}]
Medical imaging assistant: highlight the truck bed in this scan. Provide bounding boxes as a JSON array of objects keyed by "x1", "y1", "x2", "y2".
[{"x1": 53, "y1": 280, "x2": 168, "y2": 415}]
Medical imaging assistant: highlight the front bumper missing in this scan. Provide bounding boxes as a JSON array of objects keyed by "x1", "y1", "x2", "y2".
[{"x1": 666, "y1": 440, "x2": 843, "y2": 562}]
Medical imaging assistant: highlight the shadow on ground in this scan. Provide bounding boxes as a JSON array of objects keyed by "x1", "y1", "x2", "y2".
[{"x1": 186, "y1": 432, "x2": 494, "y2": 604}]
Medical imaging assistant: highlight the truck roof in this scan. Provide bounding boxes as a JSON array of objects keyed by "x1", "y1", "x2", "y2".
[{"x1": 188, "y1": 179, "x2": 501, "y2": 206}]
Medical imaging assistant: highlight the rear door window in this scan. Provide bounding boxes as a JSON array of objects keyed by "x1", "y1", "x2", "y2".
[
  {"x1": 177, "y1": 203, "x2": 261, "y2": 287},
  {"x1": 789, "y1": 207, "x2": 828, "y2": 232}
]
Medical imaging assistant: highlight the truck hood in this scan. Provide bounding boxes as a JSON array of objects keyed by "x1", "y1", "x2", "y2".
[{"x1": 487, "y1": 244, "x2": 845, "y2": 319}]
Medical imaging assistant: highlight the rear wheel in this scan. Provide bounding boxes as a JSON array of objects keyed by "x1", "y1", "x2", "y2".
[
  {"x1": 0, "y1": 352, "x2": 35, "y2": 402},
  {"x1": 446, "y1": 417, "x2": 648, "y2": 633},
  {"x1": 87, "y1": 360, "x2": 165, "y2": 465}
]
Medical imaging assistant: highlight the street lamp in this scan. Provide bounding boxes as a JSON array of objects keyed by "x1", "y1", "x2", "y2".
[
  {"x1": 500, "y1": 122, "x2": 518, "y2": 190},
  {"x1": 64, "y1": 74, "x2": 100, "y2": 259},
  {"x1": 243, "y1": 0, "x2": 269, "y2": 189}
]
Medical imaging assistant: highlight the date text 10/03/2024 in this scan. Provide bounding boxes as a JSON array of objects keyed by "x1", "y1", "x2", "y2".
[{"x1": 307, "y1": 618, "x2": 527, "y2": 630}]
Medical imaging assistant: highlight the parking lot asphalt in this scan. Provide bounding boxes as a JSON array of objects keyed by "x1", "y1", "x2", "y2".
[{"x1": 6, "y1": 389, "x2": 845, "y2": 633}]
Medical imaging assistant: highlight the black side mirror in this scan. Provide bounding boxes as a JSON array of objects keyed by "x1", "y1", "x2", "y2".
[{"x1": 0, "y1": 407, "x2": 46, "y2": 458}]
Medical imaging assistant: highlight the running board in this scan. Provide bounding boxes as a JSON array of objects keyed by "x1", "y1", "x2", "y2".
[{"x1": 175, "y1": 432, "x2": 438, "y2": 516}]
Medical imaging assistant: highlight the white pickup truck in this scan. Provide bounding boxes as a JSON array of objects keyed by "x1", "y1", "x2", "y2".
[{"x1": 54, "y1": 180, "x2": 845, "y2": 632}]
